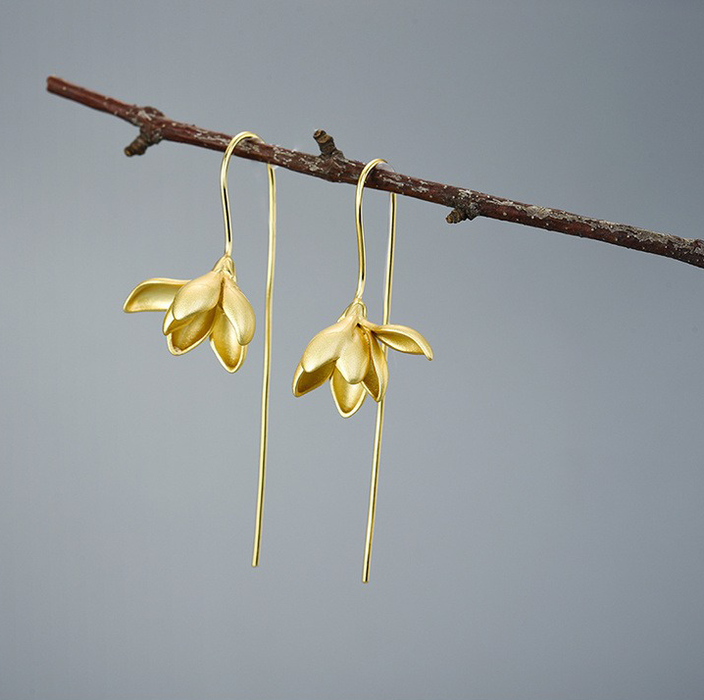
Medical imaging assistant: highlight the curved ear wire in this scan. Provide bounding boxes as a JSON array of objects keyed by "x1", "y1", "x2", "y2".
[
  {"x1": 220, "y1": 132, "x2": 267, "y2": 258},
  {"x1": 357, "y1": 160, "x2": 397, "y2": 583},
  {"x1": 220, "y1": 133, "x2": 278, "y2": 568}
]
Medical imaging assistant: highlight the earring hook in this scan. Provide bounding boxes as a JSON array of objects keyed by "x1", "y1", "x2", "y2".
[
  {"x1": 221, "y1": 131, "x2": 262, "y2": 258},
  {"x1": 354, "y1": 158, "x2": 396, "y2": 301}
]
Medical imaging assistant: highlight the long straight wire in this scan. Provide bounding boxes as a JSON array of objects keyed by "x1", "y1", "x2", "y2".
[
  {"x1": 219, "y1": 131, "x2": 275, "y2": 567},
  {"x1": 252, "y1": 161, "x2": 276, "y2": 567},
  {"x1": 362, "y1": 183, "x2": 397, "y2": 583}
]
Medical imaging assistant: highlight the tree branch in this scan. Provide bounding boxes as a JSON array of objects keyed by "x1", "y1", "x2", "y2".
[{"x1": 46, "y1": 76, "x2": 704, "y2": 270}]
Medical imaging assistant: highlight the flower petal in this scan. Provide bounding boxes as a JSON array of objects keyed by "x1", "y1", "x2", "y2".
[
  {"x1": 123, "y1": 278, "x2": 188, "y2": 313},
  {"x1": 336, "y1": 325, "x2": 370, "y2": 384},
  {"x1": 170, "y1": 271, "x2": 222, "y2": 321},
  {"x1": 300, "y1": 317, "x2": 355, "y2": 374},
  {"x1": 330, "y1": 368, "x2": 367, "y2": 418},
  {"x1": 209, "y1": 309, "x2": 247, "y2": 373},
  {"x1": 166, "y1": 308, "x2": 216, "y2": 355},
  {"x1": 361, "y1": 330, "x2": 389, "y2": 402},
  {"x1": 369, "y1": 322, "x2": 433, "y2": 359},
  {"x1": 162, "y1": 306, "x2": 191, "y2": 335},
  {"x1": 292, "y1": 360, "x2": 335, "y2": 397},
  {"x1": 221, "y1": 278, "x2": 256, "y2": 345}
]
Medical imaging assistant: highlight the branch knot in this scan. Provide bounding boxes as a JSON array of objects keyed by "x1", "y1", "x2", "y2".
[
  {"x1": 124, "y1": 105, "x2": 164, "y2": 156},
  {"x1": 446, "y1": 201, "x2": 480, "y2": 224},
  {"x1": 313, "y1": 129, "x2": 344, "y2": 159}
]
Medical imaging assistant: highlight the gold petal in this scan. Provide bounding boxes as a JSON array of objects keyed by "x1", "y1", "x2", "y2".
[
  {"x1": 361, "y1": 330, "x2": 389, "y2": 402},
  {"x1": 166, "y1": 308, "x2": 216, "y2": 355},
  {"x1": 336, "y1": 325, "x2": 370, "y2": 384},
  {"x1": 369, "y1": 322, "x2": 433, "y2": 359},
  {"x1": 300, "y1": 317, "x2": 355, "y2": 374},
  {"x1": 170, "y1": 270, "x2": 222, "y2": 321},
  {"x1": 292, "y1": 360, "x2": 335, "y2": 397},
  {"x1": 330, "y1": 368, "x2": 367, "y2": 418},
  {"x1": 162, "y1": 306, "x2": 191, "y2": 335},
  {"x1": 221, "y1": 278, "x2": 256, "y2": 345},
  {"x1": 123, "y1": 278, "x2": 188, "y2": 313},
  {"x1": 209, "y1": 310, "x2": 247, "y2": 372}
]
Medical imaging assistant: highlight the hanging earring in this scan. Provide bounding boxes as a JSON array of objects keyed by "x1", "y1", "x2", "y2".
[
  {"x1": 291, "y1": 158, "x2": 432, "y2": 581},
  {"x1": 123, "y1": 132, "x2": 277, "y2": 567}
]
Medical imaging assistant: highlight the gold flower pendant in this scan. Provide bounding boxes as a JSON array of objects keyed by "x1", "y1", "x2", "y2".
[
  {"x1": 123, "y1": 253, "x2": 256, "y2": 373},
  {"x1": 293, "y1": 299, "x2": 432, "y2": 417}
]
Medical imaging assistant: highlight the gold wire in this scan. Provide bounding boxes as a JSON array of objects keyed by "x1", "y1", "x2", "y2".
[
  {"x1": 219, "y1": 131, "x2": 276, "y2": 567},
  {"x1": 220, "y1": 131, "x2": 260, "y2": 258},
  {"x1": 358, "y1": 160, "x2": 397, "y2": 583},
  {"x1": 354, "y1": 159, "x2": 385, "y2": 300},
  {"x1": 252, "y1": 157, "x2": 277, "y2": 568}
]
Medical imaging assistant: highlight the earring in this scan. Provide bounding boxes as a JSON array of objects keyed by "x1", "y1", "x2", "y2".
[
  {"x1": 292, "y1": 158, "x2": 433, "y2": 581},
  {"x1": 123, "y1": 132, "x2": 277, "y2": 567}
]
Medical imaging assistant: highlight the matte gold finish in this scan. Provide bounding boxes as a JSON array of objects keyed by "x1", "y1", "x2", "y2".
[
  {"x1": 291, "y1": 301, "x2": 432, "y2": 414},
  {"x1": 291, "y1": 158, "x2": 433, "y2": 581},
  {"x1": 123, "y1": 132, "x2": 277, "y2": 567},
  {"x1": 123, "y1": 253, "x2": 256, "y2": 367}
]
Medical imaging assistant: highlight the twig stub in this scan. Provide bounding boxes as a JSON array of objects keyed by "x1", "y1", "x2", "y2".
[
  {"x1": 123, "y1": 106, "x2": 164, "y2": 156},
  {"x1": 124, "y1": 129, "x2": 158, "y2": 156},
  {"x1": 313, "y1": 129, "x2": 344, "y2": 159},
  {"x1": 447, "y1": 204, "x2": 480, "y2": 224}
]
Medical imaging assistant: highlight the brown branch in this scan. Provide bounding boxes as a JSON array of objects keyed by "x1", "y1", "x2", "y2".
[{"x1": 46, "y1": 76, "x2": 704, "y2": 270}]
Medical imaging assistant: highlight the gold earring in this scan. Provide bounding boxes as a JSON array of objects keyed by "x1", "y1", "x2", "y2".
[
  {"x1": 123, "y1": 132, "x2": 277, "y2": 567},
  {"x1": 292, "y1": 158, "x2": 433, "y2": 581}
]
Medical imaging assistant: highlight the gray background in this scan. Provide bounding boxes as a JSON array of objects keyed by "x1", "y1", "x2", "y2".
[{"x1": 1, "y1": 1, "x2": 703, "y2": 699}]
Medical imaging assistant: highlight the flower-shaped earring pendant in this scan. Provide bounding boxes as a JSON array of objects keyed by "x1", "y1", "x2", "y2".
[
  {"x1": 122, "y1": 131, "x2": 277, "y2": 568},
  {"x1": 124, "y1": 253, "x2": 255, "y2": 372},
  {"x1": 293, "y1": 298, "x2": 432, "y2": 417},
  {"x1": 292, "y1": 158, "x2": 433, "y2": 582}
]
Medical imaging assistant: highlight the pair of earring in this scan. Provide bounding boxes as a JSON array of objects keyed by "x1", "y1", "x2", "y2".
[{"x1": 123, "y1": 135, "x2": 432, "y2": 582}]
